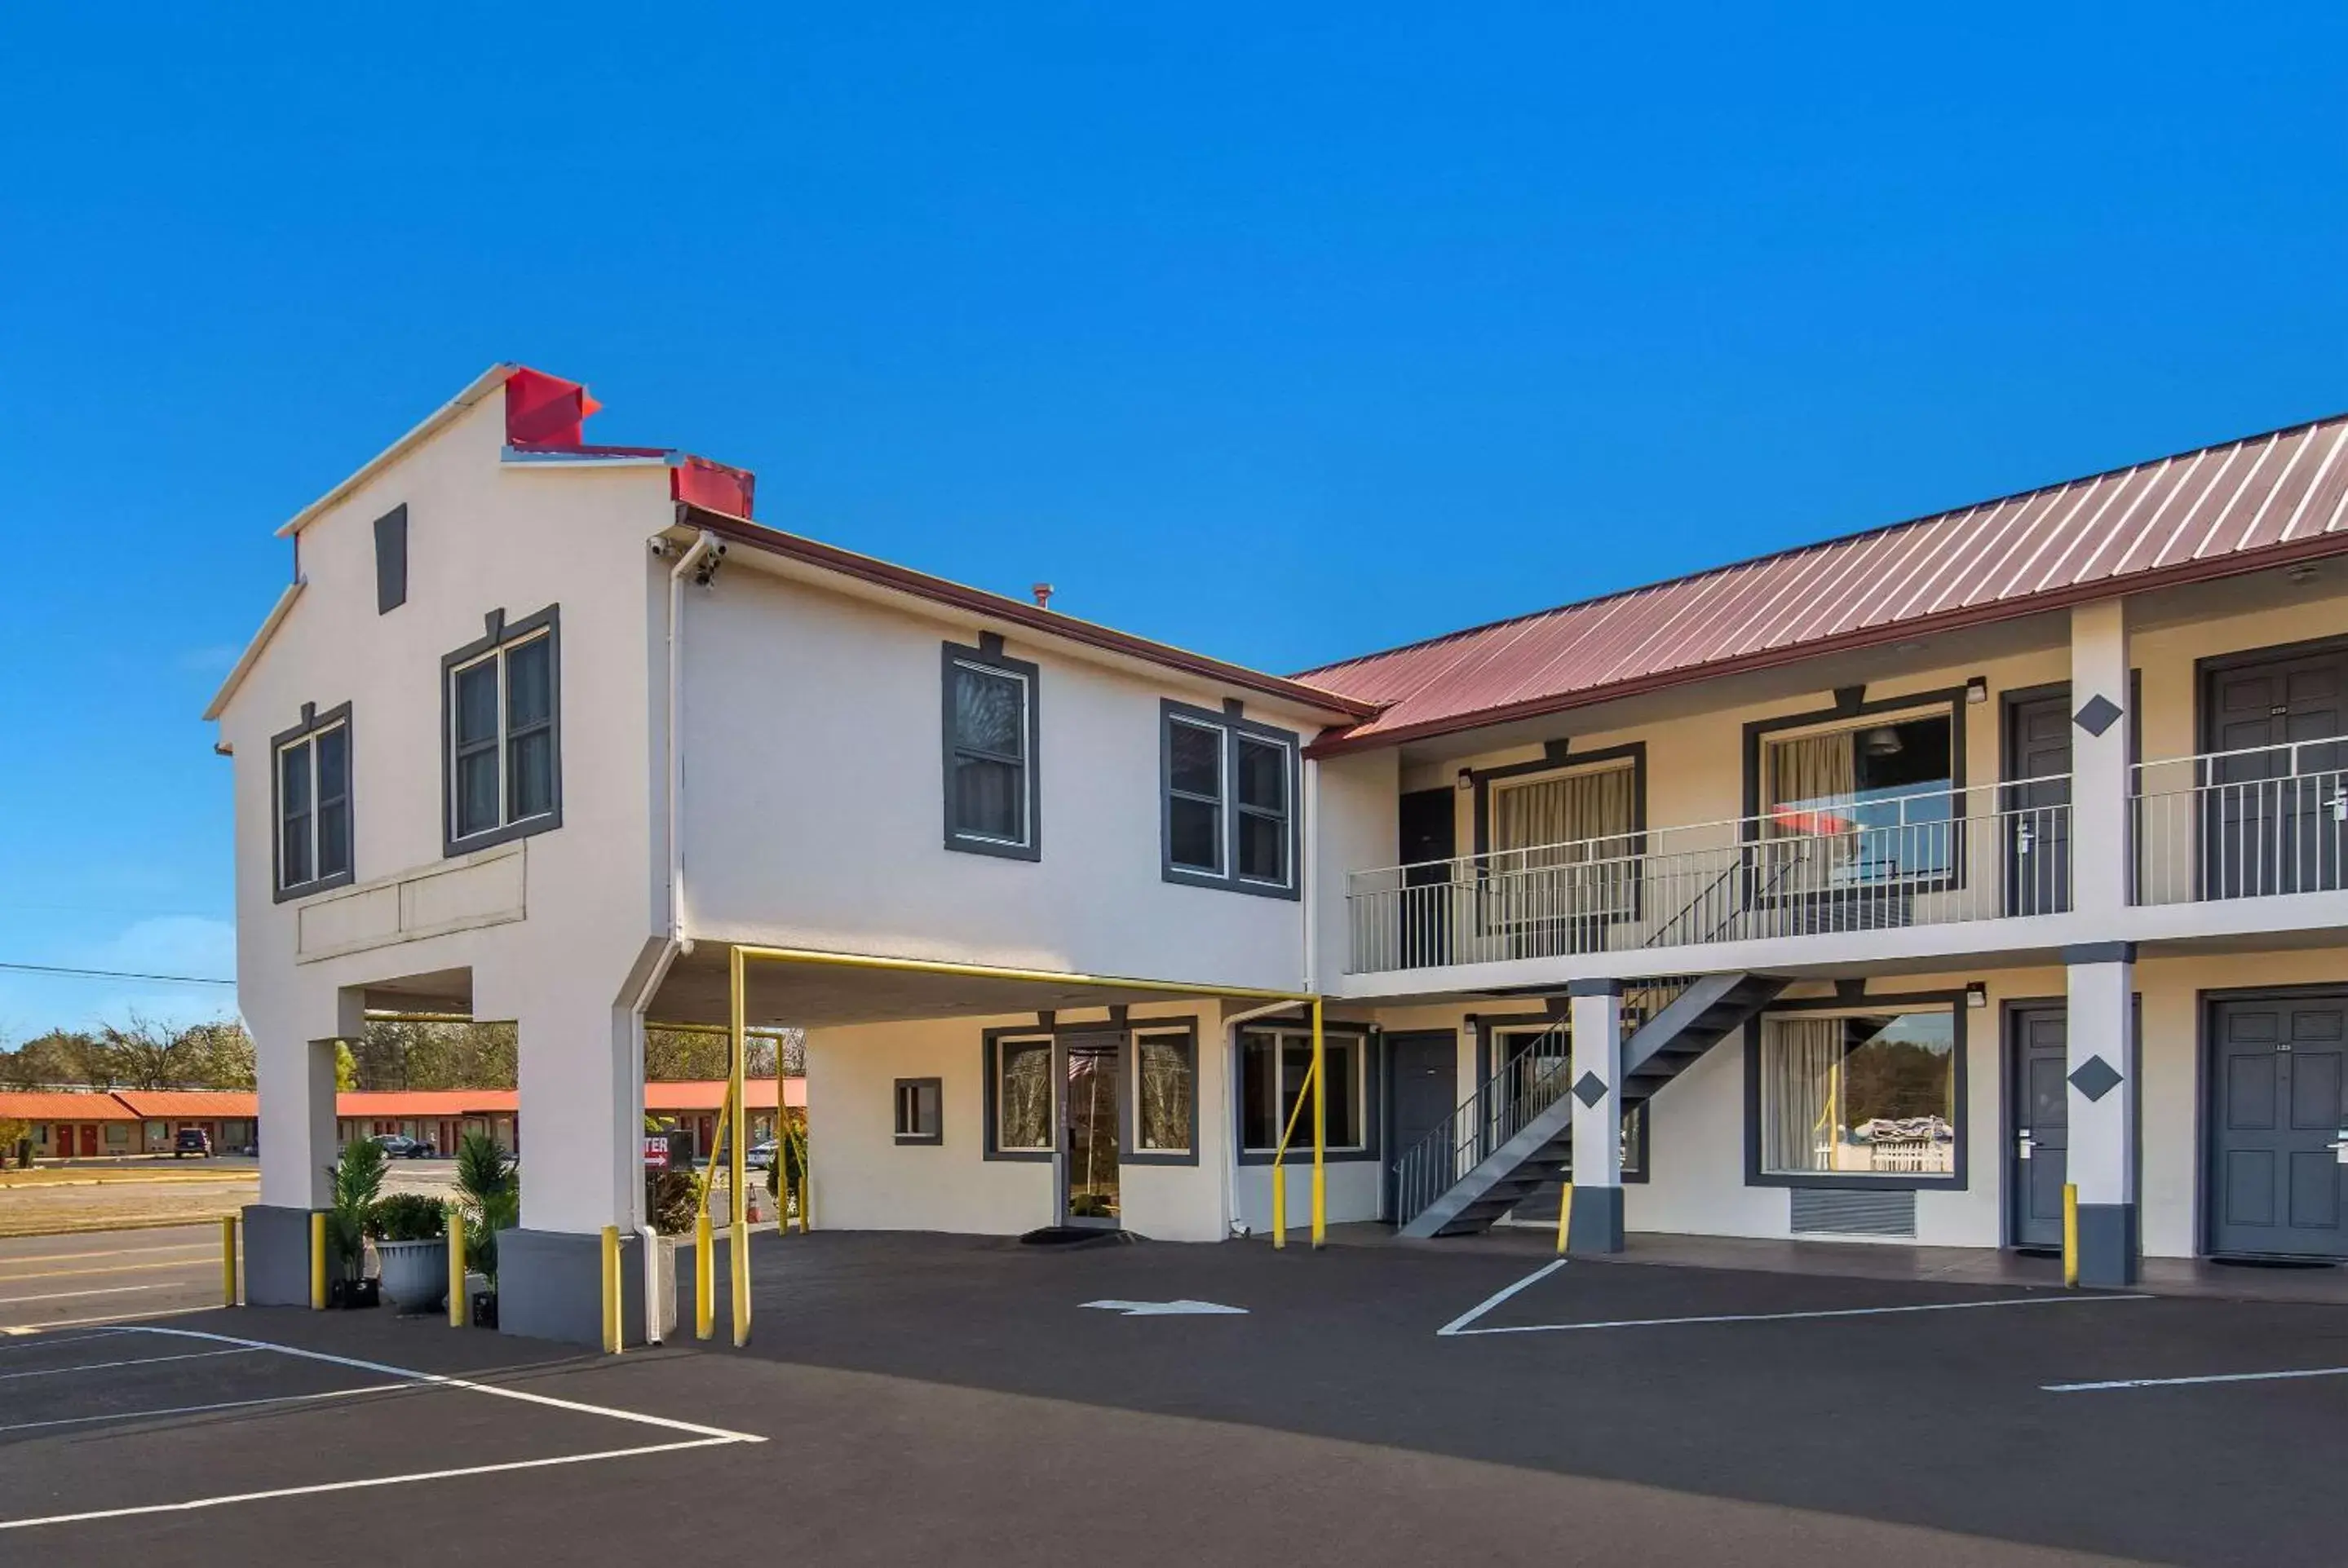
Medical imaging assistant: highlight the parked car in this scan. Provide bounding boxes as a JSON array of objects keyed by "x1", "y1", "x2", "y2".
[
  {"x1": 170, "y1": 1127, "x2": 212, "y2": 1158},
  {"x1": 375, "y1": 1134, "x2": 433, "y2": 1159},
  {"x1": 745, "y1": 1140, "x2": 778, "y2": 1170}
]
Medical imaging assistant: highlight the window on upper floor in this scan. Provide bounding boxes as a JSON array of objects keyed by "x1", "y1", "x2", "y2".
[
  {"x1": 273, "y1": 703, "x2": 354, "y2": 901},
  {"x1": 942, "y1": 639, "x2": 1040, "y2": 859},
  {"x1": 443, "y1": 607, "x2": 561, "y2": 855},
  {"x1": 1162, "y1": 702, "x2": 1298, "y2": 897},
  {"x1": 1760, "y1": 707, "x2": 1955, "y2": 884}
]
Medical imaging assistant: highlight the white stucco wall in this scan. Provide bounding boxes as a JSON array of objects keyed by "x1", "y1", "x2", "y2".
[
  {"x1": 678, "y1": 559, "x2": 1329, "y2": 992},
  {"x1": 218, "y1": 394, "x2": 671, "y2": 1233}
]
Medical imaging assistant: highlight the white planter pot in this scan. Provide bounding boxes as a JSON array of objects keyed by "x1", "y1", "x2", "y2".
[{"x1": 375, "y1": 1238, "x2": 449, "y2": 1314}]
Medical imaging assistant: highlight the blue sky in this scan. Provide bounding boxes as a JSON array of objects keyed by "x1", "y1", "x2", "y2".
[{"x1": 1, "y1": 4, "x2": 2342, "y2": 1037}]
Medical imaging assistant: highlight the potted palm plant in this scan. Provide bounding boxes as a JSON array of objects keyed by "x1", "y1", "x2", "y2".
[
  {"x1": 325, "y1": 1137, "x2": 386, "y2": 1307},
  {"x1": 367, "y1": 1192, "x2": 451, "y2": 1314},
  {"x1": 453, "y1": 1129, "x2": 517, "y2": 1327}
]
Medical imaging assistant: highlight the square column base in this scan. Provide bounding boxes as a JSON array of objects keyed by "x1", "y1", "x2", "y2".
[
  {"x1": 496, "y1": 1228, "x2": 677, "y2": 1347},
  {"x1": 241, "y1": 1204, "x2": 321, "y2": 1306},
  {"x1": 2076, "y1": 1203, "x2": 2138, "y2": 1288},
  {"x1": 1567, "y1": 1186, "x2": 1625, "y2": 1255}
]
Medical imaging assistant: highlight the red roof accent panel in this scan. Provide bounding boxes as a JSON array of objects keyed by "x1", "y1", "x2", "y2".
[{"x1": 1302, "y1": 413, "x2": 2348, "y2": 751}]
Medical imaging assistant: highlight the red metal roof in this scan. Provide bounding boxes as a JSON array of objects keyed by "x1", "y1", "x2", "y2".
[
  {"x1": 113, "y1": 1090, "x2": 259, "y2": 1120},
  {"x1": 1302, "y1": 412, "x2": 2348, "y2": 752},
  {"x1": 0, "y1": 1092, "x2": 139, "y2": 1121}
]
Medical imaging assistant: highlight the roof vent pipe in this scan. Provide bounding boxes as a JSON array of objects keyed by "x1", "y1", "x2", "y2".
[{"x1": 1033, "y1": 583, "x2": 1055, "y2": 609}]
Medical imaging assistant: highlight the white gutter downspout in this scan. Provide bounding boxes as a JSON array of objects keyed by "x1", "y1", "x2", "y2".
[{"x1": 627, "y1": 528, "x2": 720, "y2": 1342}]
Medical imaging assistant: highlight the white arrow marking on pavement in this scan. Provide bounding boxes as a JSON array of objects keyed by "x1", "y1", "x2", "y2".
[{"x1": 1080, "y1": 1299, "x2": 1248, "y2": 1317}]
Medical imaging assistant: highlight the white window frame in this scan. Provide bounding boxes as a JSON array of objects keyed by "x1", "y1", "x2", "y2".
[
  {"x1": 943, "y1": 648, "x2": 1039, "y2": 856},
  {"x1": 1161, "y1": 702, "x2": 1300, "y2": 898}
]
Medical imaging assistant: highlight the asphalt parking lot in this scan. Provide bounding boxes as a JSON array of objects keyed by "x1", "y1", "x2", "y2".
[{"x1": 7, "y1": 1231, "x2": 2348, "y2": 1565}]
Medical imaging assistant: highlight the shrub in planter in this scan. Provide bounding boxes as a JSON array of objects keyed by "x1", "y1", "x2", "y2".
[
  {"x1": 324, "y1": 1138, "x2": 387, "y2": 1299},
  {"x1": 453, "y1": 1129, "x2": 518, "y2": 1293},
  {"x1": 367, "y1": 1193, "x2": 452, "y2": 1314}
]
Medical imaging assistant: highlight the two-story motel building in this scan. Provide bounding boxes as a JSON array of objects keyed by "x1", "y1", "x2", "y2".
[{"x1": 207, "y1": 365, "x2": 2348, "y2": 1341}]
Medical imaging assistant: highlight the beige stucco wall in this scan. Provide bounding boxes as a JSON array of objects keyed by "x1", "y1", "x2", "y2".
[
  {"x1": 1360, "y1": 947, "x2": 2347, "y2": 1258},
  {"x1": 807, "y1": 1000, "x2": 1236, "y2": 1243}
]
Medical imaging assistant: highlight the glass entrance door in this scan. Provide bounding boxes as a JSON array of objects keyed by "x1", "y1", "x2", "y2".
[{"x1": 1062, "y1": 1036, "x2": 1123, "y2": 1226}]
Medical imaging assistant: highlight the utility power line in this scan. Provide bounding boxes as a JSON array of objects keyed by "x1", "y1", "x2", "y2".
[{"x1": 0, "y1": 961, "x2": 237, "y2": 987}]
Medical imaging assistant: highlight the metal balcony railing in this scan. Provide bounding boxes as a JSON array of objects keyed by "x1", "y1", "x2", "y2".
[
  {"x1": 1346, "y1": 779, "x2": 2073, "y2": 974},
  {"x1": 2134, "y1": 742, "x2": 2348, "y2": 905}
]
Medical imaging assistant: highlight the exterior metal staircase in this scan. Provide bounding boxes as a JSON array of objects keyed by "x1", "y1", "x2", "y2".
[{"x1": 1394, "y1": 972, "x2": 1791, "y2": 1239}]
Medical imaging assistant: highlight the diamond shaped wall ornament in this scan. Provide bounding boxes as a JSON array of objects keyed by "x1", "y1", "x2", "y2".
[
  {"x1": 2069, "y1": 1054, "x2": 2123, "y2": 1102},
  {"x1": 2073, "y1": 694, "x2": 2123, "y2": 737},
  {"x1": 1573, "y1": 1071, "x2": 1611, "y2": 1109}
]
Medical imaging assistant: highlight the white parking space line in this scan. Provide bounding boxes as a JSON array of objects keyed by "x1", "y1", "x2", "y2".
[
  {"x1": 1435, "y1": 1259, "x2": 1568, "y2": 1336},
  {"x1": 1436, "y1": 1259, "x2": 2151, "y2": 1337},
  {"x1": 112, "y1": 1325, "x2": 768, "y2": 1442},
  {"x1": 0, "y1": 1323, "x2": 767, "y2": 1533},
  {"x1": 0, "y1": 1306, "x2": 214, "y2": 1334},
  {"x1": 0, "y1": 1382, "x2": 411, "y2": 1434},
  {"x1": 0, "y1": 1284, "x2": 161, "y2": 1307},
  {"x1": 0, "y1": 1437, "x2": 742, "y2": 1532},
  {"x1": 0, "y1": 1347, "x2": 257, "y2": 1382},
  {"x1": 2045, "y1": 1364, "x2": 2348, "y2": 1394}
]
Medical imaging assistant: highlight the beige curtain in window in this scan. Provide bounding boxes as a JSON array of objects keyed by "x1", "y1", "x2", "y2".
[
  {"x1": 1492, "y1": 765, "x2": 1634, "y2": 863},
  {"x1": 1761, "y1": 1016, "x2": 1843, "y2": 1173},
  {"x1": 1764, "y1": 730, "x2": 1859, "y2": 884},
  {"x1": 1492, "y1": 764, "x2": 1637, "y2": 918}
]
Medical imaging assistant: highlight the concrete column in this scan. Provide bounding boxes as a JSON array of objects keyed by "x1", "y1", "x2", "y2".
[
  {"x1": 2069, "y1": 599, "x2": 2132, "y2": 917},
  {"x1": 489, "y1": 974, "x2": 651, "y2": 1345},
  {"x1": 2066, "y1": 944, "x2": 2138, "y2": 1287},
  {"x1": 245, "y1": 985, "x2": 361, "y2": 1305},
  {"x1": 1567, "y1": 978, "x2": 1625, "y2": 1254}
]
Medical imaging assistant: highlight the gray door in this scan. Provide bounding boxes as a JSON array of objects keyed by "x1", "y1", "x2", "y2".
[
  {"x1": 2010, "y1": 1006, "x2": 2068, "y2": 1249},
  {"x1": 2209, "y1": 994, "x2": 2348, "y2": 1259},
  {"x1": 2004, "y1": 691, "x2": 2072, "y2": 917},
  {"x1": 2202, "y1": 646, "x2": 2348, "y2": 898},
  {"x1": 1386, "y1": 1032, "x2": 1457, "y2": 1221}
]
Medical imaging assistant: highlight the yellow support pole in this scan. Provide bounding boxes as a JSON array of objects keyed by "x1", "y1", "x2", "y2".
[
  {"x1": 1266, "y1": 1042, "x2": 1319, "y2": 1251},
  {"x1": 220, "y1": 1214, "x2": 238, "y2": 1307},
  {"x1": 695, "y1": 1209, "x2": 715, "y2": 1340},
  {"x1": 798, "y1": 1126, "x2": 813, "y2": 1232},
  {"x1": 309, "y1": 1212, "x2": 327, "y2": 1311},
  {"x1": 447, "y1": 1206, "x2": 467, "y2": 1327},
  {"x1": 729, "y1": 943, "x2": 752, "y2": 1348},
  {"x1": 1554, "y1": 1181, "x2": 1573, "y2": 1256},
  {"x1": 1310, "y1": 997, "x2": 1327, "y2": 1250},
  {"x1": 2062, "y1": 1182, "x2": 2080, "y2": 1288},
  {"x1": 600, "y1": 1224, "x2": 622, "y2": 1354}
]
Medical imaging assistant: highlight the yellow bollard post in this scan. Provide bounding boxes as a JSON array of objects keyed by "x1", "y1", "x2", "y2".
[
  {"x1": 2062, "y1": 1182, "x2": 2080, "y2": 1289},
  {"x1": 729, "y1": 944, "x2": 753, "y2": 1347},
  {"x1": 220, "y1": 1214, "x2": 239, "y2": 1307},
  {"x1": 1271, "y1": 1164, "x2": 1287, "y2": 1250},
  {"x1": 309, "y1": 1212, "x2": 327, "y2": 1311},
  {"x1": 1554, "y1": 1181, "x2": 1573, "y2": 1256},
  {"x1": 601, "y1": 1224, "x2": 622, "y2": 1354},
  {"x1": 1310, "y1": 997, "x2": 1327, "y2": 1250},
  {"x1": 695, "y1": 1209, "x2": 714, "y2": 1340},
  {"x1": 447, "y1": 1207, "x2": 467, "y2": 1327}
]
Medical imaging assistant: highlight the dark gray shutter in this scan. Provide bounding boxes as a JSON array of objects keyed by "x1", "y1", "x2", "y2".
[{"x1": 374, "y1": 504, "x2": 409, "y2": 614}]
